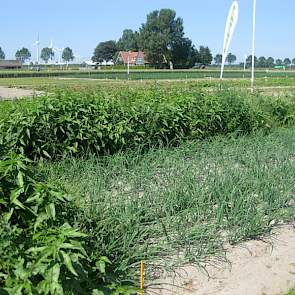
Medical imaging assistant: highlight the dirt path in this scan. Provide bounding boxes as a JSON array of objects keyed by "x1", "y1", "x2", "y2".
[
  {"x1": 148, "y1": 223, "x2": 295, "y2": 295},
  {"x1": 0, "y1": 86, "x2": 43, "y2": 100}
]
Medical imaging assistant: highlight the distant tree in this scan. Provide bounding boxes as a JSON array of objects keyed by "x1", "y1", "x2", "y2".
[
  {"x1": 62, "y1": 47, "x2": 74, "y2": 63},
  {"x1": 15, "y1": 48, "x2": 31, "y2": 63},
  {"x1": 275, "y1": 59, "x2": 283, "y2": 66},
  {"x1": 266, "y1": 57, "x2": 274, "y2": 68},
  {"x1": 0, "y1": 47, "x2": 5, "y2": 60},
  {"x1": 226, "y1": 53, "x2": 237, "y2": 65},
  {"x1": 138, "y1": 9, "x2": 192, "y2": 68},
  {"x1": 117, "y1": 29, "x2": 139, "y2": 51},
  {"x1": 257, "y1": 56, "x2": 266, "y2": 68},
  {"x1": 41, "y1": 47, "x2": 54, "y2": 63},
  {"x1": 214, "y1": 54, "x2": 222, "y2": 65},
  {"x1": 197, "y1": 46, "x2": 213, "y2": 66},
  {"x1": 246, "y1": 55, "x2": 257, "y2": 67},
  {"x1": 92, "y1": 41, "x2": 117, "y2": 63},
  {"x1": 292, "y1": 58, "x2": 295, "y2": 65},
  {"x1": 284, "y1": 58, "x2": 291, "y2": 67},
  {"x1": 171, "y1": 38, "x2": 197, "y2": 68}
]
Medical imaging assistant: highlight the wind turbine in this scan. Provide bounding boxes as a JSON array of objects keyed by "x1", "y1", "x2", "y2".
[{"x1": 33, "y1": 34, "x2": 40, "y2": 64}]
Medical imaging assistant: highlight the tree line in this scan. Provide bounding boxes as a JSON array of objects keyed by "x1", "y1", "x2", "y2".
[
  {"x1": 0, "y1": 46, "x2": 74, "y2": 64},
  {"x1": 92, "y1": 9, "x2": 213, "y2": 69},
  {"x1": 1, "y1": 8, "x2": 295, "y2": 68},
  {"x1": 213, "y1": 53, "x2": 295, "y2": 68},
  {"x1": 244, "y1": 56, "x2": 295, "y2": 68}
]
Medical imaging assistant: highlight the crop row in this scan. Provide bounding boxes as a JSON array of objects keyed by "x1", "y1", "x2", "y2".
[
  {"x1": 1, "y1": 88, "x2": 295, "y2": 161},
  {"x1": 1, "y1": 69, "x2": 295, "y2": 80}
]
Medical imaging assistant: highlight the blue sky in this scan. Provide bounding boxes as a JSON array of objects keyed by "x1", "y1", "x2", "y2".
[{"x1": 1, "y1": 0, "x2": 295, "y2": 62}]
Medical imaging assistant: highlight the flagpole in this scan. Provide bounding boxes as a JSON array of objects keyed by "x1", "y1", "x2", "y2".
[{"x1": 251, "y1": 0, "x2": 256, "y2": 92}]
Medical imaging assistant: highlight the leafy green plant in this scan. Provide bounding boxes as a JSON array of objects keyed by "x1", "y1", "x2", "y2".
[
  {"x1": 0, "y1": 89, "x2": 279, "y2": 161},
  {"x1": 0, "y1": 153, "x2": 134, "y2": 295}
]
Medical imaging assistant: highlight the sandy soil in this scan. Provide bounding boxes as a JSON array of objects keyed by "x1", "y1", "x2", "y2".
[
  {"x1": 0, "y1": 86, "x2": 43, "y2": 100},
  {"x1": 148, "y1": 223, "x2": 295, "y2": 295}
]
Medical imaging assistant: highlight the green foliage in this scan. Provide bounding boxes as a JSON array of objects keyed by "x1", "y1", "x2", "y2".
[
  {"x1": 0, "y1": 47, "x2": 5, "y2": 60},
  {"x1": 196, "y1": 46, "x2": 213, "y2": 66},
  {"x1": 257, "y1": 56, "x2": 267, "y2": 68},
  {"x1": 117, "y1": 29, "x2": 139, "y2": 52},
  {"x1": 15, "y1": 48, "x2": 31, "y2": 63},
  {"x1": 284, "y1": 58, "x2": 291, "y2": 66},
  {"x1": 0, "y1": 89, "x2": 276, "y2": 161},
  {"x1": 41, "y1": 47, "x2": 54, "y2": 63},
  {"x1": 62, "y1": 48, "x2": 75, "y2": 63},
  {"x1": 138, "y1": 9, "x2": 194, "y2": 68},
  {"x1": 92, "y1": 41, "x2": 117, "y2": 63},
  {"x1": 0, "y1": 153, "x2": 134, "y2": 294},
  {"x1": 3, "y1": 69, "x2": 295, "y2": 80},
  {"x1": 214, "y1": 54, "x2": 222, "y2": 65},
  {"x1": 246, "y1": 55, "x2": 257, "y2": 67},
  {"x1": 266, "y1": 57, "x2": 275, "y2": 68},
  {"x1": 226, "y1": 53, "x2": 237, "y2": 65},
  {"x1": 43, "y1": 128, "x2": 295, "y2": 279}
]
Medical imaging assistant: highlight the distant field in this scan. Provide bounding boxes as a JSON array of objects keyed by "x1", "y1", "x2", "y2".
[
  {"x1": 2, "y1": 68, "x2": 295, "y2": 80},
  {"x1": 63, "y1": 69, "x2": 295, "y2": 80},
  {"x1": 1, "y1": 76, "x2": 295, "y2": 97}
]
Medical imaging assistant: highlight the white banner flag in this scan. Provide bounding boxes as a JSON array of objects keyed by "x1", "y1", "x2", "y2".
[{"x1": 220, "y1": 1, "x2": 239, "y2": 80}]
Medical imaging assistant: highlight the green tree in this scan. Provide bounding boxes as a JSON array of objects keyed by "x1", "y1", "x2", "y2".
[
  {"x1": 62, "y1": 47, "x2": 74, "y2": 63},
  {"x1": 266, "y1": 57, "x2": 274, "y2": 68},
  {"x1": 0, "y1": 47, "x2": 5, "y2": 60},
  {"x1": 246, "y1": 55, "x2": 257, "y2": 67},
  {"x1": 292, "y1": 58, "x2": 295, "y2": 65},
  {"x1": 139, "y1": 9, "x2": 192, "y2": 68},
  {"x1": 214, "y1": 54, "x2": 222, "y2": 65},
  {"x1": 226, "y1": 53, "x2": 237, "y2": 65},
  {"x1": 171, "y1": 38, "x2": 197, "y2": 68},
  {"x1": 40, "y1": 47, "x2": 54, "y2": 63},
  {"x1": 15, "y1": 48, "x2": 31, "y2": 63},
  {"x1": 284, "y1": 58, "x2": 291, "y2": 67},
  {"x1": 92, "y1": 41, "x2": 117, "y2": 63},
  {"x1": 257, "y1": 56, "x2": 266, "y2": 68},
  {"x1": 276, "y1": 59, "x2": 283, "y2": 66},
  {"x1": 117, "y1": 29, "x2": 139, "y2": 51},
  {"x1": 197, "y1": 46, "x2": 213, "y2": 66}
]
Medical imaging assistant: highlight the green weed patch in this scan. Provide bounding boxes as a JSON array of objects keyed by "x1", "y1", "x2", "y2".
[
  {"x1": 2, "y1": 88, "x2": 292, "y2": 161},
  {"x1": 0, "y1": 153, "x2": 134, "y2": 294}
]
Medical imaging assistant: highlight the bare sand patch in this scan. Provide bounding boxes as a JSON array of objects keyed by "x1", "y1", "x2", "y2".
[
  {"x1": 0, "y1": 86, "x2": 43, "y2": 100},
  {"x1": 148, "y1": 223, "x2": 295, "y2": 295}
]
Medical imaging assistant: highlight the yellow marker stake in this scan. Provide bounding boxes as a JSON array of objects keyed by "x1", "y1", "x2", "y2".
[{"x1": 140, "y1": 260, "x2": 144, "y2": 295}]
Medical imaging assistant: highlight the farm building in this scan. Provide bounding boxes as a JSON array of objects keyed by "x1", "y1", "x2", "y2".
[
  {"x1": 116, "y1": 51, "x2": 148, "y2": 66},
  {"x1": 0, "y1": 60, "x2": 22, "y2": 69}
]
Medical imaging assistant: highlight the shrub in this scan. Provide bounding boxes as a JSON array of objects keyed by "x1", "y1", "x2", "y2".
[
  {"x1": 0, "y1": 89, "x2": 274, "y2": 161},
  {"x1": 0, "y1": 153, "x2": 134, "y2": 295}
]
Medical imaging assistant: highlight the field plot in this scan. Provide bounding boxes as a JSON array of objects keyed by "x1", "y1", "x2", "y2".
[
  {"x1": 0, "y1": 80, "x2": 295, "y2": 294},
  {"x1": 62, "y1": 69, "x2": 295, "y2": 81},
  {"x1": 3, "y1": 68, "x2": 295, "y2": 81},
  {"x1": 42, "y1": 128, "x2": 295, "y2": 273}
]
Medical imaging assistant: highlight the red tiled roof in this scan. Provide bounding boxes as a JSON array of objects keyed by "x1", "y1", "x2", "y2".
[{"x1": 118, "y1": 51, "x2": 147, "y2": 64}]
